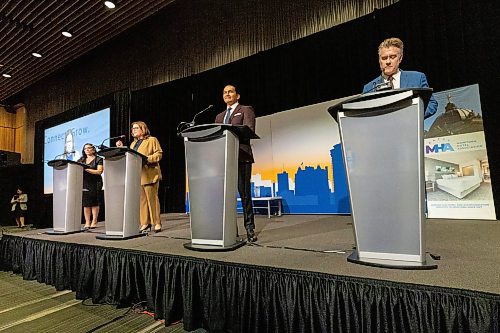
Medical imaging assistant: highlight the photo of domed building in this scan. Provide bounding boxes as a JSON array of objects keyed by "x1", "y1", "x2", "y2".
[{"x1": 425, "y1": 95, "x2": 484, "y2": 138}]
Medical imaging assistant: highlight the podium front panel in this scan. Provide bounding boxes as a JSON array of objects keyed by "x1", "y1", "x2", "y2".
[
  {"x1": 103, "y1": 151, "x2": 141, "y2": 237},
  {"x1": 185, "y1": 131, "x2": 238, "y2": 244},
  {"x1": 52, "y1": 163, "x2": 83, "y2": 232},
  {"x1": 123, "y1": 152, "x2": 142, "y2": 237},
  {"x1": 339, "y1": 97, "x2": 425, "y2": 261},
  {"x1": 103, "y1": 154, "x2": 126, "y2": 235}
]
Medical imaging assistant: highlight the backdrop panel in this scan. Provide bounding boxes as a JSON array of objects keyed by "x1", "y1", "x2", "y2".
[
  {"x1": 424, "y1": 84, "x2": 495, "y2": 219},
  {"x1": 252, "y1": 99, "x2": 351, "y2": 214}
]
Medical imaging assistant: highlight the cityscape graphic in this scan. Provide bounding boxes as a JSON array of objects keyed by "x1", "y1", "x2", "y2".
[
  {"x1": 248, "y1": 143, "x2": 350, "y2": 214},
  {"x1": 186, "y1": 143, "x2": 351, "y2": 214}
]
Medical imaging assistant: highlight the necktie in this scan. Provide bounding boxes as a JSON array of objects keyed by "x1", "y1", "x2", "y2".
[
  {"x1": 224, "y1": 107, "x2": 232, "y2": 124},
  {"x1": 388, "y1": 76, "x2": 394, "y2": 89}
]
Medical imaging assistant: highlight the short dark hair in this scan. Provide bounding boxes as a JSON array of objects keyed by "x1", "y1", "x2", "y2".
[{"x1": 224, "y1": 84, "x2": 238, "y2": 94}]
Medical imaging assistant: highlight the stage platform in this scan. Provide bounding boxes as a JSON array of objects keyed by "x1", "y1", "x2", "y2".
[{"x1": 1, "y1": 214, "x2": 499, "y2": 332}]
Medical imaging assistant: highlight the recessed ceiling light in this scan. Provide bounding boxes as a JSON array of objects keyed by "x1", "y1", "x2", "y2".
[
  {"x1": 2, "y1": 74, "x2": 12, "y2": 78},
  {"x1": 62, "y1": 30, "x2": 73, "y2": 38},
  {"x1": 104, "y1": 1, "x2": 116, "y2": 9},
  {"x1": 32, "y1": 52, "x2": 42, "y2": 58}
]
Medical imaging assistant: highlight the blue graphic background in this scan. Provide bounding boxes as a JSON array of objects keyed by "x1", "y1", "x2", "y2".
[{"x1": 43, "y1": 108, "x2": 111, "y2": 193}]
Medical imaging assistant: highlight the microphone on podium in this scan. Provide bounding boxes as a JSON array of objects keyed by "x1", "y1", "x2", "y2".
[
  {"x1": 190, "y1": 104, "x2": 214, "y2": 126},
  {"x1": 364, "y1": 77, "x2": 393, "y2": 94},
  {"x1": 176, "y1": 105, "x2": 214, "y2": 135},
  {"x1": 374, "y1": 81, "x2": 392, "y2": 91},
  {"x1": 98, "y1": 135, "x2": 126, "y2": 150},
  {"x1": 52, "y1": 151, "x2": 75, "y2": 160}
]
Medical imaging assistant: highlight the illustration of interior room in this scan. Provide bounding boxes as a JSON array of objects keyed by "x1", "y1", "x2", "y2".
[{"x1": 424, "y1": 155, "x2": 491, "y2": 200}]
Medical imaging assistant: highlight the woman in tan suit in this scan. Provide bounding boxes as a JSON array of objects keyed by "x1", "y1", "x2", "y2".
[{"x1": 130, "y1": 121, "x2": 163, "y2": 233}]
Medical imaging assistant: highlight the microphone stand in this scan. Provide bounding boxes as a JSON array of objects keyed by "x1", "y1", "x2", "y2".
[
  {"x1": 177, "y1": 105, "x2": 214, "y2": 135},
  {"x1": 190, "y1": 104, "x2": 214, "y2": 126},
  {"x1": 53, "y1": 151, "x2": 75, "y2": 160},
  {"x1": 98, "y1": 135, "x2": 126, "y2": 150}
]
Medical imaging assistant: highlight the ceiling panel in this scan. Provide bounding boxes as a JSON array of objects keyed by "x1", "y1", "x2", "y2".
[{"x1": 0, "y1": 0, "x2": 175, "y2": 102}]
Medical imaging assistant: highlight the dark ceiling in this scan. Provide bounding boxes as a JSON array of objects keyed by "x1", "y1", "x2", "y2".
[{"x1": 0, "y1": 0, "x2": 176, "y2": 103}]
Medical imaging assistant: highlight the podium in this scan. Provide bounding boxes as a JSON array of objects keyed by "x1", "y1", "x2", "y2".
[
  {"x1": 328, "y1": 88, "x2": 437, "y2": 269},
  {"x1": 180, "y1": 124, "x2": 259, "y2": 251},
  {"x1": 46, "y1": 159, "x2": 87, "y2": 235},
  {"x1": 96, "y1": 147, "x2": 147, "y2": 240}
]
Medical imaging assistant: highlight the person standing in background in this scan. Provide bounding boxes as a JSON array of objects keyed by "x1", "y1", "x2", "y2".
[
  {"x1": 130, "y1": 121, "x2": 163, "y2": 233},
  {"x1": 11, "y1": 187, "x2": 28, "y2": 228},
  {"x1": 78, "y1": 143, "x2": 104, "y2": 230}
]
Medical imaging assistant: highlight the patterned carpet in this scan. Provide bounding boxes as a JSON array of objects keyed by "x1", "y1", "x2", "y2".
[{"x1": 0, "y1": 271, "x2": 204, "y2": 333}]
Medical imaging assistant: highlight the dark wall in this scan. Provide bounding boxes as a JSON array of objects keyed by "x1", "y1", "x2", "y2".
[{"x1": 132, "y1": 0, "x2": 500, "y2": 217}]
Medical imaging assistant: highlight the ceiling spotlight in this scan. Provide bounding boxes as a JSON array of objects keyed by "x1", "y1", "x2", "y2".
[
  {"x1": 104, "y1": 1, "x2": 116, "y2": 9},
  {"x1": 2, "y1": 74, "x2": 12, "y2": 78},
  {"x1": 62, "y1": 30, "x2": 73, "y2": 38},
  {"x1": 32, "y1": 52, "x2": 42, "y2": 58}
]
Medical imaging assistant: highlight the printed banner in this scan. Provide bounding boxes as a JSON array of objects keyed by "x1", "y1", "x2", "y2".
[{"x1": 424, "y1": 84, "x2": 495, "y2": 219}]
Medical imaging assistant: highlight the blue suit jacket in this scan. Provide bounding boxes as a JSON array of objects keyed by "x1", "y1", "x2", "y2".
[{"x1": 362, "y1": 70, "x2": 438, "y2": 118}]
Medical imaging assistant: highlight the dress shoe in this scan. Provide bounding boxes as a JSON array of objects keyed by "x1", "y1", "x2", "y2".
[
  {"x1": 153, "y1": 224, "x2": 162, "y2": 233},
  {"x1": 140, "y1": 224, "x2": 152, "y2": 233},
  {"x1": 246, "y1": 229, "x2": 257, "y2": 243}
]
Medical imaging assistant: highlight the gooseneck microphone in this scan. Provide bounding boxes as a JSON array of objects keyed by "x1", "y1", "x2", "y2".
[
  {"x1": 191, "y1": 104, "x2": 214, "y2": 126},
  {"x1": 374, "y1": 81, "x2": 393, "y2": 91},
  {"x1": 177, "y1": 105, "x2": 214, "y2": 135},
  {"x1": 42, "y1": 150, "x2": 76, "y2": 164},
  {"x1": 52, "y1": 151, "x2": 75, "y2": 160},
  {"x1": 365, "y1": 79, "x2": 393, "y2": 94},
  {"x1": 364, "y1": 70, "x2": 400, "y2": 94},
  {"x1": 98, "y1": 135, "x2": 126, "y2": 150}
]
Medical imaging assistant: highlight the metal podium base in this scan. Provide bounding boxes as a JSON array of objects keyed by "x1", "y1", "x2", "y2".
[
  {"x1": 347, "y1": 251, "x2": 438, "y2": 270},
  {"x1": 96, "y1": 233, "x2": 146, "y2": 240},
  {"x1": 184, "y1": 239, "x2": 246, "y2": 252},
  {"x1": 45, "y1": 229, "x2": 84, "y2": 235}
]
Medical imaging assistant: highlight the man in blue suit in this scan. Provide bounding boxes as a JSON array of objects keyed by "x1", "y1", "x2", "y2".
[{"x1": 363, "y1": 37, "x2": 438, "y2": 119}]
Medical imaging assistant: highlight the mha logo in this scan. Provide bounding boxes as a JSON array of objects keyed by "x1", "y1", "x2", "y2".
[{"x1": 426, "y1": 143, "x2": 455, "y2": 154}]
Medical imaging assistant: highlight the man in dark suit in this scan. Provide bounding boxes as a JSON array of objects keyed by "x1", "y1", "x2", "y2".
[
  {"x1": 363, "y1": 37, "x2": 438, "y2": 118},
  {"x1": 215, "y1": 84, "x2": 257, "y2": 242}
]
